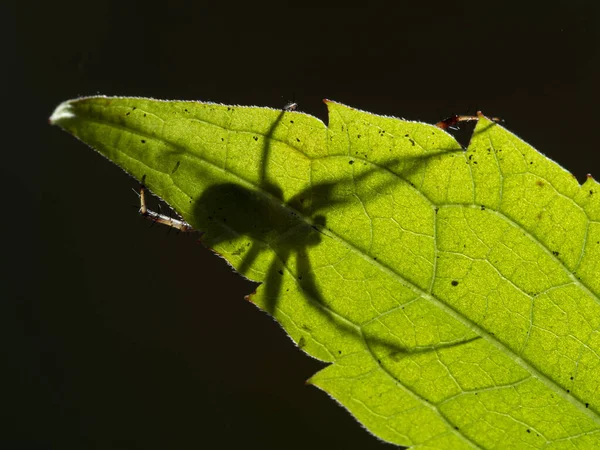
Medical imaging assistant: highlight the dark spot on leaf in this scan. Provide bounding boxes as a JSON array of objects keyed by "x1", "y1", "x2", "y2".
[
  {"x1": 552, "y1": 251, "x2": 559, "y2": 256},
  {"x1": 184, "y1": 109, "x2": 188, "y2": 112},
  {"x1": 527, "y1": 429, "x2": 531, "y2": 433},
  {"x1": 141, "y1": 140, "x2": 146, "y2": 144},
  {"x1": 253, "y1": 136, "x2": 258, "y2": 141},
  {"x1": 570, "y1": 376, "x2": 574, "y2": 380},
  {"x1": 536, "y1": 180, "x2": 545, "y2": 187},
  {"x1": 132, "y1": 107, "x2": 136, "y2": 110},
  {"x1": 231, "y1": 245, "x2": 247, "y2": 256},
  {"x1": 454, "y1": 427, "x2": 459, "y2": 431},
  {"x1": 567, "y1": 389, "x2": 570, "y2": 393},
  {"x1": 278, "y1": 270, "x2": 283, "y2": 275},
  {"x1": 451, "y1": 280, "x2": 459, "y2": 287},
  {"x1": 530, "y1": 161, "x2": 533, "y2": 164},
  {"x1": 296, "y1": 138, "x2": 300, "y2": 142},
  {"x1": 357, "y1": 134, "x2": 361, "y2": 138},
  {"x1": 349, "y1": 160, "x2": 355, "y2": 165},
  {"x1": 586, "y1": 403, "x2": 589, "y2": 408},
  {"x1": 298, "y1": 275, "x2": 303, "y2": 280},
  {"x1": 143, "y1": 113, "x2": 147, "y2": 117},
  {"x1": 373, "y1": 257, "x2": 377, "y2": 260},
  {"x1": 171, "y1": 161, "x2": 180, "y2": 174},
  {"x1": 338, "y1": 350, "x2": 342, "y2": 355},
  {"x1": 298, "y1": 336, "x2": 306, "y2": 348},
  {"x1": 221, "y1": 138, "x2": 224, "y2": 141},
  {"x1": 290, "y1": 120, "x2": 294, "y2": 123},
  {"x1": 590, "y1": 190, "x2": 594, "y2": 195},
  {"x1": 126, "y1": 112, "x2": 130, "y2": 116},
  {"x1": 404, "y1": 134, "x2": 409, "y2": 137},
  {"x1": 408, "y1": 138, "x2": 415, "y2": 146},
  {"x1": 435, "y1": 207, "x2": 439, "y2": 213},
  {"x1": 481, "y1": 205, "x2": 485, "y2": 211},
  {"x1": 473, "y1": 161, "x2": 478, "y2": 164},
  {"x1": 468, "y1": 155, "x2": 473, "y2": 160}
]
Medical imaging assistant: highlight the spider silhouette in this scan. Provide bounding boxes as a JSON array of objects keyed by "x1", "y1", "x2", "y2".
[
  {"x1": 189, "y1": 107, "x2": 467, "y2": 314},
  {"x1": 191, "y1": 175, "x2": 481, "y2": 357},
  {"x1": 140, "y1": 107, "x2": 482, "y2": 357}
]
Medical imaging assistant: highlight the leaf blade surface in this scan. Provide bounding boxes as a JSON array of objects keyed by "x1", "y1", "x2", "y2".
[{"x1": 51, "y1": 97, "x2": 600, "y2": 448}]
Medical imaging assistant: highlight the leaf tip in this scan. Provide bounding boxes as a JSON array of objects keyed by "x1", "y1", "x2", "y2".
[{"x1": 49, "y1": 100, "x2": 76, "y2": 125}]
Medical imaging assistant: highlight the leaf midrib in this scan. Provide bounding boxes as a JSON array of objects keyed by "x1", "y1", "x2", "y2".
[{"x1": 78, "y1": 106, "x2": 600, "y2": 428}]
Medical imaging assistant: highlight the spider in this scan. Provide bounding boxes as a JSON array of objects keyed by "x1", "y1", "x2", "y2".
[{"x1": 134, "y1": 109, "x2": 489, "y2": 357}]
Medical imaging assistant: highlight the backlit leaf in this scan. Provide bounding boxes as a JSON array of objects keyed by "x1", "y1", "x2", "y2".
[{"x1": 50, "y1": 97, "x2": 600, "y2": 448}]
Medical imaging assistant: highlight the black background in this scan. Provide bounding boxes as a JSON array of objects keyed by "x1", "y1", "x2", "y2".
[{"x1": 8, "y1": 2, "x2": 599, "y2": 449}]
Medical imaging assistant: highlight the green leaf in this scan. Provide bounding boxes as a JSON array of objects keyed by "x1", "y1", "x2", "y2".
[{"x1": 50, "y1": 97, "x2": 600, "y2": 448}]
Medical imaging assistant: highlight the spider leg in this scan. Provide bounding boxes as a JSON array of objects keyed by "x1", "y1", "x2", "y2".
[
  {"x1": 436, "y1": 113, "x2": 502, "y2": 130},
  {"x1": 138, "y1": 185, "x2": 195, "y2": 233}
]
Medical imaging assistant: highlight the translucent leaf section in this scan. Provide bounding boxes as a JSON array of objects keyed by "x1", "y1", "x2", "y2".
[{"x1": 51, "y1": 97, "x2": 600, "y2": 449}]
